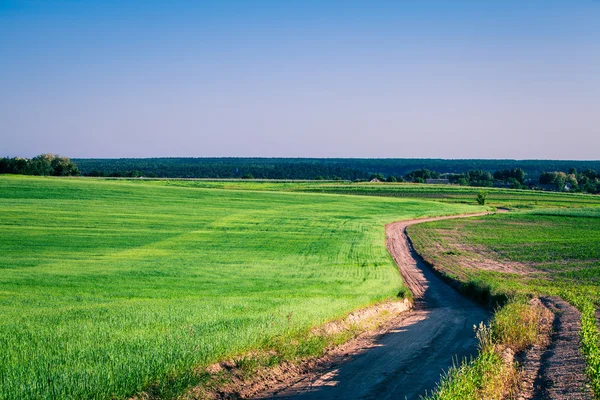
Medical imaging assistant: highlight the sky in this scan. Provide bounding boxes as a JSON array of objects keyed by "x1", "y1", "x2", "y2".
[{"x1": 1, "y1": 1, "x2": 599, "y2": 159}]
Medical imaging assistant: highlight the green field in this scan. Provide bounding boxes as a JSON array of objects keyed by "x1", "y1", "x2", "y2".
[
  {"x1": 0, "y1": 175, "x2": 486, "y2": 399},
  {"x1": 92, "y1": 178, "x2": 600, "y2": 209}
]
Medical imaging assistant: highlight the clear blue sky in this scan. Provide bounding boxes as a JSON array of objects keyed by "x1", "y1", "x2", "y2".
[{"x1": 1, "y1": 1, "x2": 599, "y2": 159}]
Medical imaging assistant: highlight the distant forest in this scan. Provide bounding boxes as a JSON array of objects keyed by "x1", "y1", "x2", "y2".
[{"x1": 72, "y1": 157, "x2": 600, "y2": 181}]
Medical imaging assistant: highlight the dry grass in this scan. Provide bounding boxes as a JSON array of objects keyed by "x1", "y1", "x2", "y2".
[{"x1": 491, "y1": 298, "x2": 553, "y2": 354}]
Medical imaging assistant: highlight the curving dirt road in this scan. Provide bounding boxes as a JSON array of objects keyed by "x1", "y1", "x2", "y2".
[{"x1": 264, "y1": 213, "x2": 491, "y2": 400}]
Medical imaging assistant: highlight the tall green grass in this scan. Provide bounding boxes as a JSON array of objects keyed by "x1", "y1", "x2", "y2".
[{"x1": 0, "y1": 175, "x2": 483, "y2": 399}]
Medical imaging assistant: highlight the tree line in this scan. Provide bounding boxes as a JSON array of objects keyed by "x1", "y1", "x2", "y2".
[
  {"x1": 71, "y1": 157, "x2": 600, "y2": 180},
  {"x1": 0, "y1": 154, "x2": 79, "y2": 176},
  {"x1": 375, "y1": 168, "x2": 599, "y2": 194}
]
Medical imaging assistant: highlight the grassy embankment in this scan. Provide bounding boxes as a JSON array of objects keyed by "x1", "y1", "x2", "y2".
[
  {"x1": 0, "y1": 175, "x2": 484, "y2": 399},
  {"x1": 409, "y1": 208, "x2": 600, "y2": 399}
]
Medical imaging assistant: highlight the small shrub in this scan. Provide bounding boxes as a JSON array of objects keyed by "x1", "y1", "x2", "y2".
[{"x1": 476, "y1": 191, "x2": 487, "y2": 205}]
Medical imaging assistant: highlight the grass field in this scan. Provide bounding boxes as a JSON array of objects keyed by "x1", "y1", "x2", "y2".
[
  {"x1": 0, "y1": 175, "x2": 486, "y2": 399},
  {"x1": 409, "y1": 207, "x2": 600, "y2": 397},
  {"x1": 150, "y1": 179, "x2": 600, "y2": 209}
]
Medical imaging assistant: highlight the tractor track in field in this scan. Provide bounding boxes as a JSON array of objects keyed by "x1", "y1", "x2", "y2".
[{"x1": 254, "y1": 212, "x2": 491, "y2": 399}]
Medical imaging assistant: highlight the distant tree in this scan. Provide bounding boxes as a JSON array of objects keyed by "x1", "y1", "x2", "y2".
[
  {"x1": 0, "y1": 154, "x2": 79, "y2": 176},
  {"x1": 581, "y1": 169, "x2": 598, "y2": 180},
  {"x1": 241, "y1": 173, "x2": 254, "y2": 179},
  {"x1": 0, "y1": 158, "x2": 9, "y2": 174},
  {"x1": 405, "y1": 169, "x2": 440, "y2": 182},
  {"x1": 566, "y1": 173, "x2": 578, "y2": 189},
  {"x1": 476, "y1": 191, "x2": 488, "y2": 205},
  {"x1": 466, "y1": 170, "x2": 494, "y2": 187},
  {"x1": 446, "y1": 173, "x2": 463, "y2": 184},
  {"x1": 555, "y1": 174, "x2": 567, "y2": 191},
  {"x1": 538, "y1": 172, "x2": 554, "y2": 185},
  {"x1": 581, "y1": 180, "x2": 600, "y2": 194},
  {"x1": 314, "y1": 176, "x2": 325, "y2": 180},
  {"x1": 467, "y1": 170, "x2": 491, "y2": 181},
  {"x1": 493, "y1": 168, "x2": 525, "y2": 184},
  {"x1": 386, "y1": 175, "x2": 397, "y2": 182},
  {"x1": 457, "y1": 177, "x2": 469, "y2": 186},
  {"x1": 29, "y1": 154, "x2": 54, "y2": 175},
  {"x1": 505, "y1": 177, "x2": 523, "y2": 189},
  {"x1": 0, "y1": 157, "x2": 28, "y2": 174},
  {"x1": 50, "y1": 155, "x2": 80, "y2": 176}
]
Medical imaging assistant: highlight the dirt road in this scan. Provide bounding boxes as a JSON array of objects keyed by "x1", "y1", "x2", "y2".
[{"x1": 265, "y1": 213, "x2": 491, "y2": 399}]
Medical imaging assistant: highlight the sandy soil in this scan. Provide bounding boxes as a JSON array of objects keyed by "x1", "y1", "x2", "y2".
[{"x1": 253, "y1": 213, "x2": 491, "y2": 399}]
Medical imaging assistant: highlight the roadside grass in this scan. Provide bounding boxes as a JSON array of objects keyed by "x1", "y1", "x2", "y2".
[
  {"x1": 409, "y1": 208, "x2": 600, "y2": 398},
  {"x1": 0, "y1": 175, "x2": 484, "y2": 399},
  {"x1": 425, "y1": 325, "x2": 514, "y2": 400}
]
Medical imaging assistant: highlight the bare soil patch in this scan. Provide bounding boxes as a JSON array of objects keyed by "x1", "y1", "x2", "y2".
[{"x1": 428, "y1": 224, "x2": 535, "y2": 276}]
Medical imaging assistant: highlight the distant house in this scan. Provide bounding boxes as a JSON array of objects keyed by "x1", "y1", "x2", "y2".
[
  {"x1": 370, "y1": 178, "x2": 382, "y2": 183},
  {"x1": 425, "y1": 179, "x2": 450, "y2": 185},
  {"x1": 537, "y1": 183, "x2": 571, "y2": 191}
]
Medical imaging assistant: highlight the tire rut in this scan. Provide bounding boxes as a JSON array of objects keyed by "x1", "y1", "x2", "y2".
[{"x1": 533, "y1": 297, "x2": 592, "y2": 399}]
